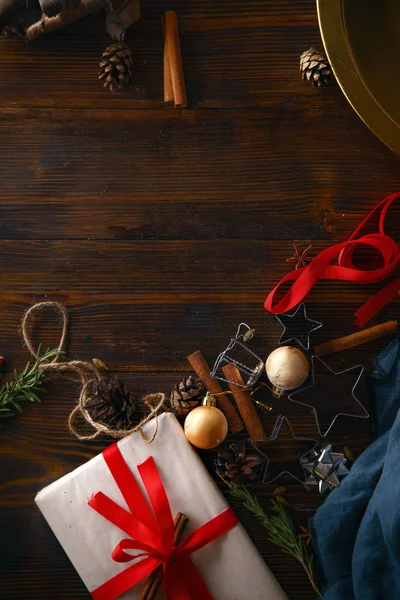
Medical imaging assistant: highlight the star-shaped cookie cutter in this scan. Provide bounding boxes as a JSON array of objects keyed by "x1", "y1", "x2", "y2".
[
  {"x1": 249, "y1": 415, "x2": 319, "y2": 488},
  {"x1": 288, "y1": 355, "x2": 369, "y2": 437},
  {"x1": 276, "y1": 303, "x2": 322, "y2": 350}
]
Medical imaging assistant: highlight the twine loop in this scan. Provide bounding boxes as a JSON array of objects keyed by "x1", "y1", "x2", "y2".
[{"x1": 21, "y1": 302, "x2": 166, "y2": 442}]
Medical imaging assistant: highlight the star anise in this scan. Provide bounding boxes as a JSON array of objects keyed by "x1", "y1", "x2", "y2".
[{"x1": 286, "y1": 243, "x2": 313, "y2": 270}]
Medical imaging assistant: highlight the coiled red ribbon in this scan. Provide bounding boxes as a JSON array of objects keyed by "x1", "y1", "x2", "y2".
[
  {"x1": 88, "y1": 444, "x2": 239, "y2": 600},
  {"x1": 265, "y1": 192, "x2": 400, "y2": 327}
]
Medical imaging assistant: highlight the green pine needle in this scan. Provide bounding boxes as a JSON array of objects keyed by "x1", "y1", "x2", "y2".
[
  {"x1": 0, "y1": 347, "x2": 61, "y2": 419},
  {"x1": 230, "y1": 487, "x2": 321, "y2": 598}
]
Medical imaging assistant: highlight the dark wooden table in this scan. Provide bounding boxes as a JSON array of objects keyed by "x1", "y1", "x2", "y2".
[{"x1": 1, "y1": 1, "x2": 400, "y2": 598}]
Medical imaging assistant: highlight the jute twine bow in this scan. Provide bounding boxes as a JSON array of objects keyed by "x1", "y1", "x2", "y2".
[{"x1": 21, "y1": 302, "x2": 166, "y2": 442}]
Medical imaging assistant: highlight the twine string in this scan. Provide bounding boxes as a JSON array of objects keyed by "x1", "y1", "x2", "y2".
[
  {"x1": 207, "y1": 382, "x2": 273, "y2": 413},
  {"x1": 21, "y1": 302, "x2": 166, "y2": 442}
]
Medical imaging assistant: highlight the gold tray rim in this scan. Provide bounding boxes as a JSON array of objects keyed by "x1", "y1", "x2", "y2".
[{"x1": 317, "y1": 0, "x2": 400, "y2": 154}]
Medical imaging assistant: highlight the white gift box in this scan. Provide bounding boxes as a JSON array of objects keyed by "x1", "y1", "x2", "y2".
[{"x1": 35, "y1": 412, "x2": 287, "y2": 600}]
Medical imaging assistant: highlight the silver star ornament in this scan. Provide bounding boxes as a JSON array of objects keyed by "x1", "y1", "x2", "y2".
[{"x1": 300, "y1": 444, "x2": 350, "y2": 493}]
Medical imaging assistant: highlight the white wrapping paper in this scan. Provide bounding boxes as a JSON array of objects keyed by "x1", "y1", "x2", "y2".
[{"x1": 35, "y1": 413, "x2": 287, "y2": 600}]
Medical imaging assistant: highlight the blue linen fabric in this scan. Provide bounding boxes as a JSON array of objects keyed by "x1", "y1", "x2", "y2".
[{"x1": 311, "y1": 335, "x2": 400, "y2": 600}]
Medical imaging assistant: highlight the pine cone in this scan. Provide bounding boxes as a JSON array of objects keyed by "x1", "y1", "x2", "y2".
[
  {"x1": 215, "y1": 441, "x2": 264, "y2": 488},
  {"x1": 170, "y1": 375, "x2": 205, "y2": 415},
  {"x1": 87, "y1": 375, "x2": 136, "y2": 430},
  {"x1": 300, "y1": 47, "x2": 332, "y2": 87},
  {"x1": 99, "y1": 43, "x2": 133, "y2": 93}
]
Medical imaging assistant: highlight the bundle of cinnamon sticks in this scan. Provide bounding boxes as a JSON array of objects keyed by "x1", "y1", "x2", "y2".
[
  {"x1": 163, "y1": 11, "x2": 187, "y2": 107},
  {"x1": 140, "y1": 512, "x2": 188, "y2": 600}
]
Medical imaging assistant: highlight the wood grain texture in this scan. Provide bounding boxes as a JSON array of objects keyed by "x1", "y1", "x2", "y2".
[
  {"x1": 0, "y1": 239, "x2": 398, "y2": 372},
  {"x1": 0, "y1": 107, "x2": 399, "y2": 241},
  {"x1": 0, "y1": 0, "x2": 398, "y2": 598},
  {"x1": 0, "y1": 2, "x2": 338, "y2": 110}
]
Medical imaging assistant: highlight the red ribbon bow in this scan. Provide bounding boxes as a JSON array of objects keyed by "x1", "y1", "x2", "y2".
[
  {"x1": 88, "y1": 444, "x2": 239, "y2": 600},
  {"x1": 265, "y1": 192, "x2": 400, "y2": 328}
]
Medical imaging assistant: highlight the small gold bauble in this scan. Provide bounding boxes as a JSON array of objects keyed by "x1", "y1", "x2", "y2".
[{"x1": 184, "y1": 399, "x2": 228, "y2": 450}]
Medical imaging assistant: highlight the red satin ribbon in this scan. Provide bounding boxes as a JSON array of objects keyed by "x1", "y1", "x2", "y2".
[
  {"x1": 265, "y1": 192, "x2": 400, "y2": 327},
  {"x1": 88, "y1": 445, "x2": 239, "y2": 600}
]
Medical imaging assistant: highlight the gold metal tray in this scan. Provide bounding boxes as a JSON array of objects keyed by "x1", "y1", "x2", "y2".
[{"x1": 317, "y1": 0, "x2": 400, "y2": 154}]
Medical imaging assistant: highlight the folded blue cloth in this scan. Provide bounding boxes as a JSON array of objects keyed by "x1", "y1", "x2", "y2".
[{"x1": 311, "y1": 335, "x2": 400, "y2": 600}]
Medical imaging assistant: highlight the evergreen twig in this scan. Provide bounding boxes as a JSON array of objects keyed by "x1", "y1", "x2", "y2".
[
  {"x1": 0, "y1": 347, "x2": 61, "y2": 418},
  {"x1": 230, "y1": 487, "x2": 322, "y2": 598}
]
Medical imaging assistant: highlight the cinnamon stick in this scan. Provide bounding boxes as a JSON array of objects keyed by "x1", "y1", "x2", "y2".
[
  {"x1": 162, "y1": 16, "x2": 174, "y2": 105},
  {"x1": 222, "y1": 364, "x2": 266, "y2": 439},
  {"x1": 314, "y1": 320, "x2": 398, "y2": 357},
  {"x1": 140, "y1": 512, "x2": 188, "y2": 600},
  {"x1": 164, "y1": 11, "x2": 187, "y2": 107},
  {"x1": 187, "y1": 350, "x2": 244, "y2": 433}
]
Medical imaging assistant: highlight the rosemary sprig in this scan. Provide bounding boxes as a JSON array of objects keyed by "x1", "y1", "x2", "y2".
[
  {"x1": 230, "y1": 487, "x2": 321, "y2": 598},
  {"x1": 0, "y1": 347, "x2": 60, "y2": 418}
]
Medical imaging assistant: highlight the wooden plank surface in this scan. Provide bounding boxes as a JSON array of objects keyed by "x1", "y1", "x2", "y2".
[
  {"x1": 0, "y1": 0, "x2": 399, "y2": 598},
  {"x1": 0, "y1": 107, "x2": 399, "y2": 242}
]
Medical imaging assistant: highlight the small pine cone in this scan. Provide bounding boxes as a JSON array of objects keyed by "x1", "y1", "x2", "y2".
[
  {"x1": 215, "y1": 441, "x2": 264, "y2": 488},
  {"x1": 99, "y1": 43, "x2": 133, "y2": 93},
  {"x1": 86, "y1": 375, "x2": 136, "y2": 430},
  {"x1": 300, "y1": 47, "x2": 332, "y2": 87},
  {"x1": 170, "y1": 375, "x2": 205, "y2": 416}
]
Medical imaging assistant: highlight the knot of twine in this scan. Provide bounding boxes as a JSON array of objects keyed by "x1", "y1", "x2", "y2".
[{"x1": 21, "y1": 302, "x2": 166, "y2": 442}]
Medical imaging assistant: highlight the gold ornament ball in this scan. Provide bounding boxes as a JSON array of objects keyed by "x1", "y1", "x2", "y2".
[
  {"x1": 265, "y1": 345, "x2": 309, "y2": 397},
  {"x1": 184, "y1": 405, "x2": 228, "y2": 449}
]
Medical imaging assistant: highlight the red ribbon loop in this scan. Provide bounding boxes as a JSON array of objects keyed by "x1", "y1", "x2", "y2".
[
  {"x1": 264, "y1": 192, "x2": 400, "y2": 328},
  {"x1": 88, "y1": 445, "x2": 239, "y2": 600}
]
